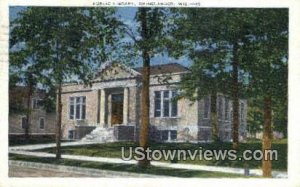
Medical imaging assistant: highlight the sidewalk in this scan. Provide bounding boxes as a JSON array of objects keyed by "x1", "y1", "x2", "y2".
[{"x1": 9, "y1": 142, "x2": 288, "y2": 178}]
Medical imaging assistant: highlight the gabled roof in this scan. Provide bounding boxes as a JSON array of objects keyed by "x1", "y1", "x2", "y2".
[
  {"x1": 94, "y1": 61, "x2": 141, "y2": 79},
  {"x1": 94, "y1": 62, "x2": 189, "y2": 81},
  {"x1": 134, "y1": 63, "x2": 189, "y2": 75}
]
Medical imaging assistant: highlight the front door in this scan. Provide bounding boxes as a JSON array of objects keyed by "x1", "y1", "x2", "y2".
[{"x1": 111, "y1": 93, "x2": 123, "y2": 125}]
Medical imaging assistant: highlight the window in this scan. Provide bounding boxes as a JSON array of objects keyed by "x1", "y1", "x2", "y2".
[
  {"x1": 68, "y1": 130, "x2": 76, "y2": 139},
  {"x1": 161, "y1": 130, "x2": 169, "y2": 141},
  {"x1": 218, "y1": 96, "x2": 223, "y2": 119},
  {"x1": 154, "y1": 91, "x2": 161, "y2": 117},
  {"x1": 224, "y1": 97, "x2": 229, "y2": 120},
  {"x1": 163, "y1": 91, "x2": 170, "y2": 117},
  {"x1": 32, "y1": 98, "x2": 43, "y2": 109},
  {"x1": 171, "y1": 91, "x2": 178, "y2": 117},
  {"x1": 170, "y1": 130, "x2": 177, "y2": 140},
  {"x1": 154, "y1": 90, "x2": 178, "y2": 117},
  {"x1": 160, "y1": 130, "x2": 177, "y2": 141},
  {"x1": 21, "y1": 117, "x2": 27, "y2": 129},
  {"x1": 69, "y1": 96, "x2": 86, "y2": 120},
  {"x1": 240, "y1": 102, "x2": 245, "y2": 122},
  {"x1": 39, "y1": 117, "x2": 45, "y2": 129},
  {"x1": 204, "y1": 97, "x2": 210, "y2": 119}
]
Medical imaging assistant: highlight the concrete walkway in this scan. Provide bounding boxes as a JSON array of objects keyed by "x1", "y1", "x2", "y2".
[
  {"x1": 9, "y1": 141, "x2": 101, "y2": 151},
  {"x1": 9, "y1": 142, "x2": 288, "y2": 178}
]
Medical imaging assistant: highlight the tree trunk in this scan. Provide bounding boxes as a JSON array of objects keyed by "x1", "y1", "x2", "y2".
[
  {"x1": 211, "y1": 92, "x2": 219, "y2": 142},
  {"x1": 138, "y1": 8, "x2": 151, "y2": 167},
  {"x1": 262, "y1": 96, "x2": 272, "y2": 177},
  {"x1": 25, "y1": 83, "x2": 33, "y2": 142},
  {"x1": 232, "y1": 42, "x2": 240, "y2": 150},
  {"x1": 56, "y1": 84, "x2": 62, "y2": 159}
]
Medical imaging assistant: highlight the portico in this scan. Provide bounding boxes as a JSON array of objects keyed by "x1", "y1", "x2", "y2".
[{"x1": 98, "y1": 86, "x2": 130, "y2": 127}]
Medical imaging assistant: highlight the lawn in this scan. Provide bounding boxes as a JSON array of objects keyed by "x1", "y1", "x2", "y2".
[
  {"x1": 9, "y1": 154, "x2": 247, "y2": 178},
  {"x1": 35, "y1": 140, "x2": 287, "y2": 171}
]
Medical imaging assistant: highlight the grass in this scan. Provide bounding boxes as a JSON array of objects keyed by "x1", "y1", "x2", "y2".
[
  {"x1": 35, "y1": 140, "x2": 287, "y2": 171},
  {"x1": 9, "y1": 154, "x2": 248, "y2": 178}
]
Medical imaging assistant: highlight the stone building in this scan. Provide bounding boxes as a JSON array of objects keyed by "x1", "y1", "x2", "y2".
[
  {"x1": 9, "y1": 86, "x2": 56, "y2": 136},
  {"x1": 61, "y1": 62, "x2": 247, "y2": 142}
]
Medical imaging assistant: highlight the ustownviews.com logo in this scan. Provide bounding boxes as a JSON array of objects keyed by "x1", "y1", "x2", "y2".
[{"x1": 121, "y1": 147, "x2": 278, "y2": 161}]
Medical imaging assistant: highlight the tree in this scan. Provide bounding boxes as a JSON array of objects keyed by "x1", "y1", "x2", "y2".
[
  {"x1": 247, "y1": 97, "x2": 264, "y2": 138},
  {"x1": 117, "y1": 8, "x2": 171, "y2": 167},
  {"x1": 273, "y1": 96, "x2": 287, "y2": 138},
  {"x1": 170, "y1": 9, "x2": 258, "y2": 148},
  {"x1": 178, "y1": 47, "x2": 231, "y2": 142},
  {"x1": 171, "y1": 8, "x2": 287, "y2": 176},
  {"x1": 136, "y1": 8, "x2": 151, "y2": 167},
  {"x1": 135, "y1": 8, "x2": 171, "y2": 167},
  {"x1": 239, "y1": 9, "x2": 288, "y2": 177},
  {"x1": 10, "y1": 45, "x2": 41, "y2": 141},
  {"x1": 10, "y1": 7, "x2": 121, "y2": 159}
]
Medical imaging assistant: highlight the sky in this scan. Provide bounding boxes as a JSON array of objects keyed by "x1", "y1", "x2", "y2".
[{"x1": 9, "y1": 6, "x2": 191, "y2": 68}]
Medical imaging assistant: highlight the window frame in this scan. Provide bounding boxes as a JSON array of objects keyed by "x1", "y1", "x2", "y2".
[
  {"x1": 203, "y1": 96, "x2": 210, "y2": 119},
  {"x1": 224, "y1": 97, "x2": 230, "y2": 121},
  {"x1": 39, "y1": 117, "x2": 45, "y2": 129},
  {"x1": 32, "y1": 98, "x2": 43, "y2": 110},
  {"x1": 68, "y1": 130, "x2": 76, "y2": 140},
  {"x1": 240, "y1": 102, "x2": 245, "y2": 122},
  {"x1": 69, "y1": 96, "x2": 86, "y2": 120},
  {"x1": 20, "y1": 116, "x2": 27, "y2": 129},
  {"x1": 218, "y1": 96, "x2": 223, "y2": 120},
  {"x1": 154, "y1": 90, "x2": 178, "y2": 118}
]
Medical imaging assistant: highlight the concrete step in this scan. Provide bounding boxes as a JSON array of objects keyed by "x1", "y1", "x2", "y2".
[{"x1": 81, "y1": 127, "x2": 116, "y2": 143}]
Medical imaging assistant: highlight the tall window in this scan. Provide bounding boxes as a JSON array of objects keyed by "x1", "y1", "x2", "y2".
[
  {"x1": 154, "y1": 90, "x2": 178, "y2": 117},
  {"x1": 240, "y1": 102, "x2": 245, "y2": 122},
  {"x1": 154, "y1": 91, "x2": 161, "y2": 117},
  {"x1": 39, "y1": 117, "x2": 45, "y2": 129},
  {"x1": 171, "y1": 91, "x2": 178, "y2": 117},
  {"x1": 204, "y1": 97, "x2": 210, "y2": 119},
  {"x1": 163, "y1": 91, "x2": 170, "y2": 117},
  {"x1": 21, "y1": 116, "x2": 27, "y2": 129},
  {"x1": 224, "y1": 97, "x2": 229, "y2": 120},
  {"x1": 218, "y1": 96, "x2": 223, "y2": 119},
  {"x1": 69, "y1": 96, "x2": 86, "y2": 120}
]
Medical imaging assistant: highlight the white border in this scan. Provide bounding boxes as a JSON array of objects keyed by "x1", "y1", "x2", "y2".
[{"x1": 1, "y1": 1, "x2": 300, "y2": 187}]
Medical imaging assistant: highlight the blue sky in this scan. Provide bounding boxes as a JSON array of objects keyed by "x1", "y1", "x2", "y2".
[{"x1": 9, "y1": 6, "x2": 191, "y2": 68}]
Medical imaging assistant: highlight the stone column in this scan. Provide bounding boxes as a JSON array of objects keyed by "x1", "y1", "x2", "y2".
[
  {"x1": 100, "y1": 89, "x2": 106, "y2": 127},
  {"x1": 123, "y1": 87, "x2": 129, "y2": 125}
]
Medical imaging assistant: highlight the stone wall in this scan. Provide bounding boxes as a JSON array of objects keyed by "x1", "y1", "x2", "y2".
[
  {"x1": 113, "y1": 125, "x2": 135, "y2": 141},
  {"x1": 59, "y1": 68, "x2": 247, "y2": 142},
  {"x1": 61, "y1": 86, "x2": 98, "y2": 139},
  {"x1": 147, "y1": 84, "x2": 200, "y2": 142},
  {"x1": 9, "y1": 111, "x2": 56, "y2": 135},
  {"x1": 197, "y1": 94, "x2": 248, "y2": 142},
  {"x1": 75, "y1": 126, "x2": 96, "y2": 139}
]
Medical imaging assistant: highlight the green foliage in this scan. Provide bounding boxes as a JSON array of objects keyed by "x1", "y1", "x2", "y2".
[
  {"x1": 9, "y1": 7, "x2": 125, "y2": 118},
  {"x1": 10, "y1": 7, "x2": 122, "y2": 88},
  {"x1": 247, "y1": 98, "x2": 264, "y2": 136},
  {"x1": 170, "y1": 9, "x2": 288, "y2": 138}
]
